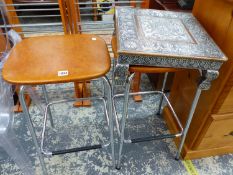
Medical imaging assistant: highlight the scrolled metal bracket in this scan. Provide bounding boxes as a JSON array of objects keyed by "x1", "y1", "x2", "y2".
[
  {"x1": 198, "y1": 70, "x2": 219, "y2": 90},
  {"x1": 114, "y1": 64, "x2": 129, "y2": 86}
]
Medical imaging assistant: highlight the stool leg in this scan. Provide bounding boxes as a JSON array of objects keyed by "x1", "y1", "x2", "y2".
[
  {"x1": 42, "y1": 85, "x2": 54, "y2": 128},
  {"x1": 157, "y1": 72, "x2": 168, "y2": 115},
  {"x1": 102, "y1": 76, "x2": 115, "y2": 167},
  {"x1": 175, "y1": 88, "x2": 202, "y2": 160},
  {"x1": 112, "y1": 58, "x2": 116, "y2": 95},
  {"x1": 102, "y1": 79, "x2": 106, "y2": 98},
  {"x1": 19, "y1": 86, "x2": 48, "y2": 175},
  {"x1": 116, "y1": 73, "x2": 135, "y2": 170},
  {"x1": 111, "y1": 59, "x2": 121, "y2": 136}
]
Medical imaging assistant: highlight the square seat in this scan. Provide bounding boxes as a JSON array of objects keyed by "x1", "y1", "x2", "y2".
[{"x1": 3, "y1": 34, "x2": 111, "y2": 85}]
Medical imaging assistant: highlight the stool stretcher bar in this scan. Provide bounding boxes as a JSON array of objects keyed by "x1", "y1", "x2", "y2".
[
  {"x1": 113, "y1": 90, "x2": 184, "y2": 137},
  {"x1": 41, "y1": 96, "x2": 110, "y2": 156},
  {"x1": 51, "y1": 144, "x2": 102, "y2": 156},
  {"x1": 114, "y1": 73, "x2": 184, "y2": 169}
]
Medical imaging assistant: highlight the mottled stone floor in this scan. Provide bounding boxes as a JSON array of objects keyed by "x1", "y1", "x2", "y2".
[{"x1": 0, "y1": 74, "x2": 232, "y2": 175}]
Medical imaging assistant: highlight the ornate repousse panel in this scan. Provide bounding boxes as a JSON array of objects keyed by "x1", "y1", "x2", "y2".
[
  {"x1": 137, "y1": 16, "x2": 195, "y2": 44},
  {"x1": 115, "y1": 7, "x2": 227, "y2": 62}
]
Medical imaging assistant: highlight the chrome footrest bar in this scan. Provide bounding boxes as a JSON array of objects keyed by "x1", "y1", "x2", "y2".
[
  {"x1": 115, "y1": 73, "x2": 185, "y2": 169},
  {"x1": 51, "y1": 144, "x2": 102, "y2": 156},
  {"x1": 41, "y1": 81, "x2": 112, "y2": 158},
  {"x1": 130, "y1": 134, "x2": 177, "y2": 143},
  {"x1": 113, "y1": 90, "x2": 184, "y2": 137}
]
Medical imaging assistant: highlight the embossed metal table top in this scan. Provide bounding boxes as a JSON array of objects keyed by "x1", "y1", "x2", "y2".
[{"x1": 115, "y1": 7, "x2": 227, "y2": 62}]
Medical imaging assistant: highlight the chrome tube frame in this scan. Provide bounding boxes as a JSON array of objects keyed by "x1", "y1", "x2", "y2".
[
  {"x1": 115, "y1": 72, "x2": 184, "y2": 169},
  {"x1": 175, "y1": 88, "x2": 202, "y2": 160},
  {"x1": 113, "y1": 90, "x2": 183, "y2": 138},
  {"x1": 40, "y1": 97, "x2": 109, "y2": 155},
  {"x1": 102, "y1": 76, "x2": 116, "y2": 167},
  {"x1": 157, "y1": 72, "x2": 168, "y2": 115},
  {"x1": 40, "y1": 76, "x2": 115, "y2": 167},
  {"x1": 111, "y1": 58, "x2": 121, "y2": 137},
  {"x1": 19, "y1": 86, "x2": 48, "y2": 175},
  {"x1": 116, "y1": 73, "x2": 135, "y2": 169},
  {"x1": 41, "y1": 85, "x2": 54, "y2": 128}
]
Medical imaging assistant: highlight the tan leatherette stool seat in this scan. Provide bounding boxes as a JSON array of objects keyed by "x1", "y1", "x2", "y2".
[{"x1": 3, "y1": 34, "x2": 110, "y2": 85}]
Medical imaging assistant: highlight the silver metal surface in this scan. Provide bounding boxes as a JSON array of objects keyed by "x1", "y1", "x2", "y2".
[
  {"x1": 163, "y1": 94, "x2": 183, "y2": 132},
  {"x1": 115, "y1": 71, "x2": 186, "y2": 169},
  {"x1": 40, "y1": 77, "x2": 115, "y2": 167},
  {"x1": 40, "y1": 103, "x2": 52, "y2": 156},
  {"x1": 19, "y1": 86, "x2": 48, "y2": 175},
  {"x1": 116, "y1": 7, "x2": 226, "y2": 60},
  {"x1": 157, "y1": 72, "x2": 168, "y2": 114},
  {"x1": 175, "y1": 88, "x2": 202, "y2": 160},
  {"x1": 102, "y1": 76, "x2": 116, "y2": 167},
  {"x1": 116, "y1": 73, "x2": 135, "y2": 169},
  {"x1": 111, "y1": 58, "x2": 121, "y2": 136},
  {"x1": 42, "y1": 85, "x2": 54, "y2": 128},
  {"x1": 113, "y1": 90, "x2": 183, "y2": 136}
]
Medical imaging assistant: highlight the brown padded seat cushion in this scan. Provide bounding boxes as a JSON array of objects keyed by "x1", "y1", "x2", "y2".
[
  {"x1": 111, "y1": 36, "x2": 179, "y2": 73},
  {"x1": 3, "y1": 34, "x2": 111, "y2": 85}
]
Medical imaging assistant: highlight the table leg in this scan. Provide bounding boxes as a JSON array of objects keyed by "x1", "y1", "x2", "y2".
[
  {"x1": 157, "y1": 72, "x2": 168, "y2": 115},
  {"x1": 19, "y1": 86, "x2": 48, "y2": 175},
  {"x1": 175, "y1": 87, "x2": 202, "y2": 160},
  {"x1": 175, "y1": 70, "x2": 219, "y2": 159}
]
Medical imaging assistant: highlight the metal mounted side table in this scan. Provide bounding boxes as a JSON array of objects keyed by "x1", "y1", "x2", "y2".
[{"x1": 113, "y1": 7, "x2": 227, "y2": 169}]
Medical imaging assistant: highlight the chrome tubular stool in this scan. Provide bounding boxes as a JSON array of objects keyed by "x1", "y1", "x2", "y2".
[
  {"x1": 114, "y1": 71, "x2": 183, "y2": 169},
  {"x1": 3, "y1": 34, "x2": 115, "y2": 175},
  {"x1": 40, "y1": 76, "x2": 114, "y2": 156}
]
